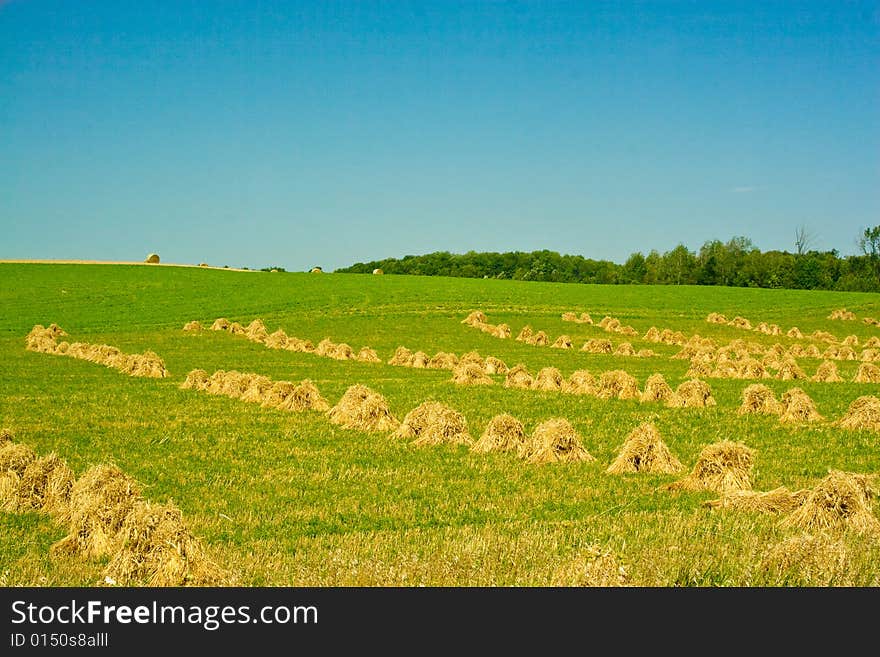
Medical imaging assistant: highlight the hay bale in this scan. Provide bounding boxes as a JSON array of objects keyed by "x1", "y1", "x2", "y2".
[
  {"x1": 775, "y1": 358, "x2": 807, "y2": 381},
  {"x1": 667, "y1": 440, "x2": 755, "y2": 493},
  {"x1": 614, "y1": 342, "x2": 636, "y2": 356},
  {"x1": 227, "y1": 321, "x2": 245, "y2": 335},
  {"x1": 372, "y1": 268, "x2": 384, "y2": 275},
  {"x1": 180, "y1": 369, "x2": 210, "y2": 391},
  {"x1": 738, "y1": 384, "x2": 783, "y2": 415},
  {"x1": 780, "y1": 470, "x2": 879, "y2": 534},
  {"x1": 216, "y1": 370, "x2": 250, "y2": 398},
  {"x1": 409, "y1": 350, "x2": 429, "y2": 368},
  {"x1": 484, "y1": 356, "x2": 508, "y2": 375},
  {"x1": 527, "y1": 330, "x2": 550, "y2": 346},
  {"x1": 104, "y1": 500, "x2": 229, "y2": 586},
  {"x1": 493, "y1": 323, "x2": 512, "y2": 339},
  {"x1": 388, "y1": 346, "x2": 415, "y2": 367},
  {"x1": 667, "y1": 379, "x2": 716, "y2": 408},
  {"x1": 865, "y1": 337, "x2": 880, "y2": 348},
  {"x1": 25, "y1": 325, "x2": 58, "y2": 353},
  {"x1": 759, "y1": 533, "x2": 851, "y2": 586},
  {"x1": 787, "y1": 327, "x2": 804, "y2": 339},
  {"x1": 581, "y1": 338, "x2": 613, "y2": 354},
  {"x1": 551, "y1": 335, "x2": 573, "y2": 349},
  {"x1": 596, "y1": 370, "x2": 640, "y2": 400},
  {"x1": 182, "y1": 321, "x2": 202, "y2": 332},
  {"x1": 314, "y1": 338, "x2": 336, "y2": 357},
  {"x1": 837, "y1": 395, "x2": 880, "y2": 431},
  {"x1": 565, "y1": 369, "x2": 597, "y2": 395},
  {"x1": 515, "y1": 325, "x2": 533, "y2": 342},
  {"x1": 739, "y1": 358, "x2": 770, "y2": 379},
  {"x1": 860, "y1": 348, "x2": 880, "y2": 362},
  {"x1": 427, "y1": 352, "x2": 458, "y2": 370},
  {"x1": 842, "y1": 335, "x2": 860, "y2": 347},
  {"x1": 854, "y1": 362, "x2": 880, "y2": 383},
  {"x1": 703, "y1": 487, "x2": 808, "y2": 514},
  {"x1": 578, "y1": 312, "x2": 593, "y2": 324},
  {"x1": 561, "y1": 312, "x2": 578, "y2": 322},
  {"x1": 264, "y1": 329, "x2": 289, "y2": 350},
  {"x1": 706, "y1": 312, "x2": 728, "y2": 324},
  {"x1": 210, "y1": 318, "x2": 230, "y2": 331},
  {"x1": 52, "y1": 464, "x2": 142, "y2": 559},
  {"x1": 0, "y1": 441, "x2": 37, "y2": 476},
  {"x1": 504, "y1": 364, "x2": 533, "y2": 389},
  {"x1": 550, "y1": 545, "x2": 629, "y2": 587},
  {"x1": 356, "y1": 347, "x2": 381, "y2": 363},
  {"x1": 812, "y1": 360, "x2": 843, "y2": 383},
  {"x1": 532, "y1": 367, "x2": 565, "y2": 391},
  {"x1": 525, "y1": 419, "x2": 595, "y2": 465},
  {"x1": 828, "y1": 308, "x2": 856, "y2": 321},
  {"x1": 287, "y1": 337, "x2": 315, "y2": 353},
  {"x1": 451, "y1": 362, "x2": 493, "y2": 386},
  {"x1": 327, "y1": 384, "x2": 400, "y2": 432},
  {"x1": 393, "y1": 401, "x2": 472, "y2": 447},
  {"x1": 639, "y1": 373, "x2": 674, "y2": 403},
  {"x1": 331, "y1": 343, "x2": 357, "y2": 361},
  {"x1": 244, "y1": 319, "x2": 268, "y2": 343},
  {"x1": 728, "y1": 316, "x2": 752, "y2": 330},
  {"x1": 277, "y1": 380, "x2": 330, "y2": 413},
  {"x1": 606, "y1": 423, "x2": 683, "y2": 475},
  {"x1": 471, "y1": 414, "x2": 527, "y2": 454},
  {"x1": 16, "y1": 453, "x2": 75, "y2": 514},
  {"x1": 124, "y1": 351, "x2": 168, "y2": 378},
  {"x1": 802, "y1": 344, "x2": 821, "y2": 358},
  {"x1": 260, "y1": 380, "x2": 297, "y2": 408},
  {"x1": 779, "y1": 388, "x2": 823, "y2": 424},
  {"x1": 462, "y1": 311, "x2": 488, "y2": 326},
  {"x1": 685, "y1": 360, "x2": 713, "y2": 378},
  {"x1": 239, "y1": 375, "x2": 274, "y2": 403},
  {"x1": 144, "y1": 253, "x2": 160, "y2": 264},
  {"x1": 811, "y1": 330, "x2": 838, "y2": 344}
]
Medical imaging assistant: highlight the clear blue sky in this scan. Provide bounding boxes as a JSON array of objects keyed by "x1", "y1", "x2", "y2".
[{"x1": 2, "y1": 1, "x2": 878, "y2": 271}]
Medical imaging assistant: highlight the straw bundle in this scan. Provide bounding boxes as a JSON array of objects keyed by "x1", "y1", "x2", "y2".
[
  {"x1": 532, "y1": 367, "x2": 565, "y2": 391},
  {"x1": 780, "y1": 470, "x2": 879, "y2": 534},
  {"x1": 471, "y1": 414, "x2": 527, "y2": 455},
  {"x1": 327, "y1": 385, "x2": 400, "y2": 432},
  {"x1": 606, "y1": 423, "x2": 683, "y2": 474},
  {"x1": 667, "y1": 440, "x2": 755, "y2": 493},
  {"x1": 504, "y1": 364, "x2": 534, "y2": 389},
  {"x1": 52, "y1": 464, "x2": 143, "y2": 559},
  {"x1": 737, "y1": 384, "x2": 783, "y2": 415},
  {"x1": 837, "y1": 395, "x2": 880, "y2": 431},
  {"x1": 779, "y1": 388, "x2": 823, "y2": 424},
  {"x1": 524, "y1": 419, "x2": 595, "y2": 465},
  {"x1": 393, "y1": 401, "x2": 472, "y2": 447}
]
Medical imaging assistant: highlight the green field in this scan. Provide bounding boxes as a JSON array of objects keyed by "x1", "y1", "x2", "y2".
[{"x1": 1, "y1": 263, "x2": 879, "y2": 586}]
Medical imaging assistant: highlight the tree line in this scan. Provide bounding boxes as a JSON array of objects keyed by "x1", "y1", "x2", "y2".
[{"x1": 335, "y1": 228, "x2": 880, "y2": 292}]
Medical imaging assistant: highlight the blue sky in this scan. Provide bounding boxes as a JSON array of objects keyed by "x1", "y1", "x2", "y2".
[{"x1": 1, "y1": 1, "x2": 878, "y2": 271}]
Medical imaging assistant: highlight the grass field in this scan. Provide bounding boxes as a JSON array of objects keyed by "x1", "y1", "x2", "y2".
[{"x1": 1, "y1": 263, "x2": 879, "y2": 586}]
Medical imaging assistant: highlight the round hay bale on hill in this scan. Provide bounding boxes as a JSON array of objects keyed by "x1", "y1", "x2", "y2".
[
  {"x1": 372, "y1": 268, "x2": 384, "y2": 275},
  {"x1": 144, "y1": 253, "x2": 160, "y2": 264}
]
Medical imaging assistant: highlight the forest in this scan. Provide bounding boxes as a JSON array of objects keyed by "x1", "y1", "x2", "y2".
[{"x1": 337, "y1": 228, "x2": 880, "y2": 292}]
